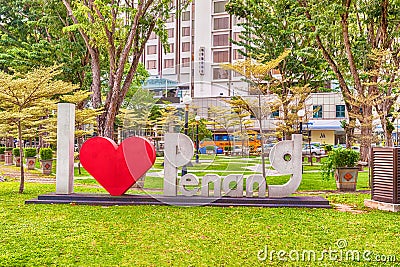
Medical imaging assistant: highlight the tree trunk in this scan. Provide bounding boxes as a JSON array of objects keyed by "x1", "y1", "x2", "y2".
[{"x1": 17, "y1": 121, "x2": 25, "y2": 194}]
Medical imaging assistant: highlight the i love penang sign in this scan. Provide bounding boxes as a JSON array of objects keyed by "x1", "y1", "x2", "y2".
[
  {"x1": 56, "y1": 103, "x2": 302, "y2": 199},
  {"x1": 78, "y1": 133, "x2": 302, "y2": 199}
]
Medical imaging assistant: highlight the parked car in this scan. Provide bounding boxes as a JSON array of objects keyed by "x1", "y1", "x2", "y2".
[{"x1": 302, "y1": 144, "x2": 325, "y2": 156}]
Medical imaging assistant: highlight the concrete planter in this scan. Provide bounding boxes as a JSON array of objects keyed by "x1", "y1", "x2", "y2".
[
  {"x1": 335, "y1": 167, "x2": 358, "y2": 191},
  {"x1": 4, "y1": 151, "x2": 12, "y2": 165},
  {"x1": 14, "y1": 156, "x2": 21, "y2": 167},
  {"x1": 40, "y1": 160, "x2": 53, "y2": 175},
  {"x1": 26, "y1": 157, "x2": 36, "y2": 170}
]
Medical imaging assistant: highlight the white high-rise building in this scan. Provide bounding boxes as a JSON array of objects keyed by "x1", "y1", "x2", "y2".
[{"x1": 141, "y1": 1, "x2": 249, "y2": 98}]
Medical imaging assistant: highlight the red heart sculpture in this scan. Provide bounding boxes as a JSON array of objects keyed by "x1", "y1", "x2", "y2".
[{"x1": 80, "y1": 136, "x2": 156, "y2": 196}]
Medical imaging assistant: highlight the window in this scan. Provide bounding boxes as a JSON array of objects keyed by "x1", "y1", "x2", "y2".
[
  {"x1": 167, "y1": 28, "x2": 174, "y2": 38},
  {"x1": 213, "y1": 68, "x2": 229, "y2": 80},
  {"x1": 214, "y1": 1, "x2": 228, "y2": 13},
  {"x1": 147, "y1": 60, "x2": 156, "y2": 69},
  {"x1": 233, "y1": 16, "x2": 245, "y2": 26},
  {"x1": 336, "y1": 105, "x2": 345, "y2": 118},
  {"x1": 233, "y1": 32, "x2": 242, "y2": 42},
  {"x1": 182, "y1": 58, "x2": 190, "y2": 67},
  {"x1": 182, "y1": 27, "x2": 190, "y2": 36},
  {"x1": 313, "y1": 105, "x2": 323, "y2": 118},
  {"x1": 147, "y1": 45, "x2": 157, "y2": 55},
  {"x1": 166, "y1": 14, "x2": 175, "y2": 23},
  {"x1": 182, "y1": 11, "x2": 190, "y2": 21},
  {"x1": 213, "y1": 34, "x2": 229, "y2": 46},
  {"x1": 182, "y1": 42, "x2": 190, "y2": 52},
  {"x1": 233, "y1": 49, "x2": 244, "y2": 60},
  {"x1": 271, "y1": 110, "x2": 279, "y2": 118},
  {"x1": 164, "y1": 59, "x2": 174, "y2": 68},
  {"x1": 149, "y1": 32, "x2": 157, "y2": 40},
  {"x1": 168, "y1": 43, "x2": 174, "y2": 53},
  {"x1": 213, "y1": 17, "x2": 229, "y2": 30},
  {"x1": 213, "y1": 50, "x2": 229, "y2": 63}
]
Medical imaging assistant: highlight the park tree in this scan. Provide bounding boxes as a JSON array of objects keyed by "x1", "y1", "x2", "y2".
[
  {"x1": 0, "y1": 65, "x2": 78, "y2": 193},
  {"x1": 297, "y1": 0, "x2": 400, "y2": 161},
  {"x1": 62, "y1": 0, "x2": 191, "y2": 138},
  {"x1": 225, "y1": 0, "x2": 329, "y2": 92},
  {"x1": 0, "y1": 0, "x2": 90, "y2": 88}
]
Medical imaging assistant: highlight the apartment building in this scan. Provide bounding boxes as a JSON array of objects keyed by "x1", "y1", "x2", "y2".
[{"x1": 141, "y1": 0, "x2": 248, "y2": 98}]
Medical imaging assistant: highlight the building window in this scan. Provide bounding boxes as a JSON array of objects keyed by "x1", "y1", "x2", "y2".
[
  {"x1": 182, "y1": 27, "x2": 191, "y2": 36},
  {"x1": 213, "y1": 68, "x2": 229, "y2": 80},
  {"x1": 233, "y1": 32, "x2": 242, "y2": 42},
  {"x1": 164, "y1": 59, "x2": 174, "y2": 68},
  {"x1": 147, "y1": 60, "x2": 156, "y2": 69},
  {"x1": 182, "y1": 11, "x2": 190, "y2": 21},
  {"x1": 182, "y1": 57, "x2": 190, "y2": 67},
  {"x1": 213, "y1": 50, "x2": 229, "y2": 63},
  {"x1": 336, "y1": 105, "x2": 345, "y2": 118},
  {"x1": 149, "y1": 32, "x2": 157, "y2": 40},
  {"x1": 167, "y1": 28, "x2": 174, "y2": 38},
  {"x1": 182, "y1": 42, "x2": 191, "y2": 52},
  {"x1": 233, "y1": 49, "x2": 244, "y2": 60},
  {"x1": 166, "y1": 14, "x2": 175, "y2": 23},
  {"x1": 147, "y1": 45, "x2": 157, "y2": 55},
  {"x1": 233, "y1": 16, "x2": 245, "y2": 26},
  {"x1": 213, "y1": 17, "x2": 229, "y2": 30},
  {"x1": 168, "y1": 43, "x2": 174, "y2": 53},
  {"x1": 313, "y1": 105, "x2": 323, "y2": 118},
  {"x1": 213, "y1": 34, "x2": 229, "y2": 47},
  {"x1": 271, "y1": 110, "x2": 279, "y2": 118},
  {"x1": 213, "y1": 1, "x2": 228, "y2": 13}
]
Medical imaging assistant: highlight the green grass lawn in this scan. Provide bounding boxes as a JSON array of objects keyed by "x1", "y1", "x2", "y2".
[{"x1": 1, "y1": 182, "x2": 399, "y2": 266}]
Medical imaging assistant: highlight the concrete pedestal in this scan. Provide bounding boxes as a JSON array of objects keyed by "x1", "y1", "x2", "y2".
[{"x1": 364, "y1": 199, "x2": 400, "y2": 212}]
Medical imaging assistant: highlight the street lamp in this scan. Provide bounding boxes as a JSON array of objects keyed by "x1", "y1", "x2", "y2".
[
  {"x1": 297, "y1": 109, "x2": 305, "y2": 134},
  {"x1": 195, "y1": 115, "x2": 201, "y2": 163},
  {"x1": 182, "y1": 94, "x2": 192, "y2": 176}
]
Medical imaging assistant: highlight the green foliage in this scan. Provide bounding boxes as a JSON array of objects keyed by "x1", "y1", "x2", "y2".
[
  {"x1": 24, "y1": 148, "x2": 37, "y2": 158},
  {"x1": 39, "y1": 148, "x2": 53, "y2": 160},
  {"x1": 321, "y1": 148, "x2": 360, "y2": 180},
  {"x1": 5, "y1": 147, "x2": 13, "y2": 152},
  {"x1": 324, "y1": 144, "x2": 333, "y2": 152},
  {"x1": 12, "y1": 148, "x2": 20, "y2": 157},
  {"x1": 0, "y1": 147, "x2": 5, "y2": 154}
]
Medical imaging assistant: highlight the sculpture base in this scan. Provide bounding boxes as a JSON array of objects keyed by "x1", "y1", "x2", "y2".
[
  {"x1": 26, "y1": 193, "x2": 331, "y2": 208},
  {"x1": 364, "y1": 199, "x2": 400, "y2": 212}
]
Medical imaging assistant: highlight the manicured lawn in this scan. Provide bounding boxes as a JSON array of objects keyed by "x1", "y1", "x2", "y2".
[{"x1": 0, "y1": 183, "x2": 399, "y2": 266}]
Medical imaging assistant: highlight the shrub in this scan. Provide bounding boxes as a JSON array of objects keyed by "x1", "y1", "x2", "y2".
[
  {"x1": 24, "y1": 148, "x2": 37, "y2": 158},
  {"x1": 39, "y1": 148, "x2": 53, "y2": 160},
  {"x1": 5, "y1": 147, "x2": 13, "y2": 152},
  {"x1": 0, "y1": 147, "x2": 5, "y2": 154},
  {"x1": 12, "y1": 148, "x2": 20, "y2": 157},
  {"x1": 321, "y1": 148, "x2": 360, "y2": 180}
]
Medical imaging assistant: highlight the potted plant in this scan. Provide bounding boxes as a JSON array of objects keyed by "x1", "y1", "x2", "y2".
[
  {"x1": 39, "y1": 148, "x2": 53, "y2": 175},
  {"x1": 24, "y1": 148, "x2": 37, "y2": 170},
  {"x1": 321, "y1": 147, "x2": 360, "y2": 191},
  {"x1": 0, "y1": 147, "x2": 5, "y2": 162},
  {"x1": 4, "y1": 147, "x2": 13, "y2": 165},
  {"x1": 12, "y1": 148, "x2": 21, "y2": 167}
]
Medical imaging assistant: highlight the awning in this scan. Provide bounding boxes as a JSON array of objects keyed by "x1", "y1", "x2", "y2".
[{"x1": 304, "y1": 120, "x2": 344, "y2": 131}]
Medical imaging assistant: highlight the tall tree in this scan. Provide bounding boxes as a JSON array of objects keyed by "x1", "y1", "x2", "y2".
[
  {"x1": 226, "y1": 0, "x2": 329, "y2": 91},
  {"x1": 0, "y1": 0, "x2": 90, "y2": 87},
  {"x1": 62, "y1": 0, "x2": 190, "y2": 138},
  {"x1": 0, "y1": 65, "x2": 77, "y2": 193},
  {"x1": 297, "y1": 0, "x2": 400, "y2": 161}
]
